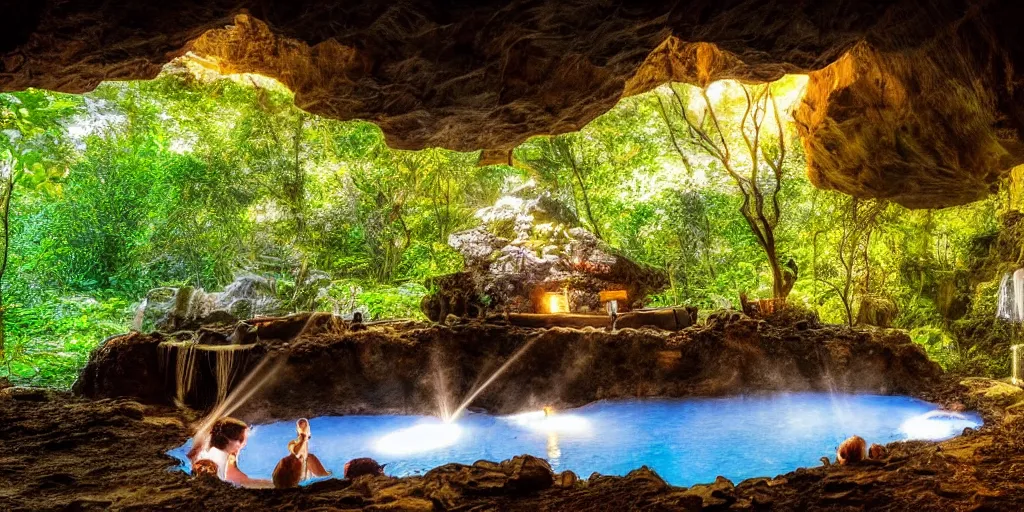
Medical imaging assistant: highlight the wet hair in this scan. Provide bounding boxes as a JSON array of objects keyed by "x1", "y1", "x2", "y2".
[
  {"x1": 344, "y1": 457, "x2": 385, "y2": 479},
  {"x1": 210, "y1": 417, "x2": 248, "y2": 450},
  {"x1": 868, "y1": 443, "x2": 888, "y2": 460},
  {"x1": 836, "y1": 435, "x2": 866, "y2": 465}
]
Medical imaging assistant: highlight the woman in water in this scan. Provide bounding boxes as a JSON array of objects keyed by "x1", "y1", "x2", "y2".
[
  {"x1": 188, "y1": 417, "x2": 271, "y2": 487},
  {"x1": 273, "y1": 418, "x2": 331, "y2": 488}
]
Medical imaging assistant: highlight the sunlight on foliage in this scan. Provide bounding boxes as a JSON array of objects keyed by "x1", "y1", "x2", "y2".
[{"x1": 0, "y1": 60, "x2": 1012, "y2": 386}]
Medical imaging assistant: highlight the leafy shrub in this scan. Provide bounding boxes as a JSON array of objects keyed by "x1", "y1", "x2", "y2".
[
  {"x1": 1, "y1": 294, "x2": 134, "y2": 388},
  {"x1": 320, "y1": 280, "x2": 426, "y2": 320}
]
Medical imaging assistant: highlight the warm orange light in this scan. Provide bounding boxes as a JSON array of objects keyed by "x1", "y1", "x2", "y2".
[
  {"x1": 543, "y1": 292, "x2": 568, "y2": 313},
  {"x1": 599, "y1": 290, "x2": 628, "y2": 303}
]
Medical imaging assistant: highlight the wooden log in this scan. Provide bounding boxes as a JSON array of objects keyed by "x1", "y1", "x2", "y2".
[
  {"x1": 613, "y1": 307, "x2": 698, "y2": 331},
  {"x1": 497, "y1": 313, "x2": 611, "y2": 329}
]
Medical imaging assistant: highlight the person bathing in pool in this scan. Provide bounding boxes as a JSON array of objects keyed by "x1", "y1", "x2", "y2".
[
  {"x1": 294, "y1": 418, "x2": 331, "y2": 478},
  {"x1": 273, "y1": 418, "x2": 331, "y2": 487},
  {"x1": 273, "y1": 418, "x2": 330, "y2": 487},
  {"x1": 188, "y1": 417, "x2": 272, "y2": 488}
]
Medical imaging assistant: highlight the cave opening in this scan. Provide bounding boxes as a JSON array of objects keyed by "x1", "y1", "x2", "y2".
[{"x1": 3, "y1": 2, "x2": 1024, "y2": 510}]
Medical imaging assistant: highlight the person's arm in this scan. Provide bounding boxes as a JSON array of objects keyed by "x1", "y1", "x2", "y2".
[{"x1": 225, "y1": 458, "x2": 273, "y2": 488}]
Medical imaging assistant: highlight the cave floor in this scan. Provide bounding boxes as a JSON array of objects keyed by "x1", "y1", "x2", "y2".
[{"x1": 2, "y1": 383, "x2": 1024, "y2": 511}]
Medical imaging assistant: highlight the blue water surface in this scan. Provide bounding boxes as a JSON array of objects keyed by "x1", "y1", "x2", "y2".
[{"x1": 170, "y1": 393, "x2": 981, "y2": 487}]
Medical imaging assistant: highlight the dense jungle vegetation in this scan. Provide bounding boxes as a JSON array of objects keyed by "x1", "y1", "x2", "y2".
[{"x1": 0, "y1": 59, "x2": 1016, "y2": 387}]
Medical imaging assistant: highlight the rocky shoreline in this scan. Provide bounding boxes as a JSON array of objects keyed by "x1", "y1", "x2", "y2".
[
  {"x1": 5, "y1": 315, "x2": 1021, "y2": 510},
  {"x1": 2, "y1": 376, "x2": 1024, "y2": 511}
]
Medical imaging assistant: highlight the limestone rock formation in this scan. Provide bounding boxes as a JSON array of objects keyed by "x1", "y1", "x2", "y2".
[
  {"x1": 136, "y1": 274, "x2": 284, "y2": 332},
  {"x1": 421, "y1": 186, "x2": 667, "y2": 320},
  {"x1": 2, "y1": 1, "x2": 1023, "y2": 208},
  {"x1": 75, "y1": 313, "x2": 942, "y2": 417}
]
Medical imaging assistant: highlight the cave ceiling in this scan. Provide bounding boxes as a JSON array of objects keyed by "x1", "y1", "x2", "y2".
[{"x1": 1, "y1": 0, "x2": 1022, "y2": 208}]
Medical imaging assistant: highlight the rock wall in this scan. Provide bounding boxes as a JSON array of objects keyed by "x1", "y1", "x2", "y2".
[
  {"x1": 74, "y1": 314, "x2": 942, "y2": 420},
  {"x1": 2, "y1": 1, "x2": 1023, "y2": 208}
]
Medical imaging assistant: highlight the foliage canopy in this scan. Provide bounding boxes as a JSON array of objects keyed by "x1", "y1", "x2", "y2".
[{"x1": 0, "y1": 62, "x2": 1013, "y2": 386}]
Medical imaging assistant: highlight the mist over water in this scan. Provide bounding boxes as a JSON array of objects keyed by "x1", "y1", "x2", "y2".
[{"x1": 171, "y1": 393, "x2": 980, "y2": 487}]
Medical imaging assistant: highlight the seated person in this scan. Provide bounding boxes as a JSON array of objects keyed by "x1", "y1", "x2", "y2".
[
  {"x1": 836, "y1": 435, "x2": 866, "y2": 465},
  {"x1": 273, "y1": 418, "x2": 331, "y2": 488},
  {"x1": 294, "y1": 418, "x2": 331, "y2": 479},
  {"x1": 344, "y1": 457, "x2": 386, "y2": 479},
  {"x1": 188, "y1": 417, "x2": 271, "y2": 488}
]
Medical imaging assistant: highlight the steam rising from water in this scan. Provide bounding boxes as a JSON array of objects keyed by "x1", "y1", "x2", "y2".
[
  {"x1": 445, "y1": 334, "x2": 542, "y2": 423},
  {"x1": 899, "y1": 410, "x2": 976, "y2": 440},
  {"x1": 190, "y1": 354, "x2": 286, "y2": 452}
]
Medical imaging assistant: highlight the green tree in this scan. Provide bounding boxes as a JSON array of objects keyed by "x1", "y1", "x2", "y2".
[
  {"x1": 656, "y1": 80, "x2": 799, "y2": 299},
  {"x1": 0, "y1": 91, "x2": 79, "y2": 356}
]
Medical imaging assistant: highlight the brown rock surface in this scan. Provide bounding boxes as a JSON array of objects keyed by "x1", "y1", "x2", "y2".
[
  {"x1": 3, "y1": 379, "x2": 1024, "y2": 511},
  {"x1": 2, "y1": 1, "x2": 1022, "y2": 208},
  {"x1": 74, "y1": 314, "x2": 942, "y2": 419}
]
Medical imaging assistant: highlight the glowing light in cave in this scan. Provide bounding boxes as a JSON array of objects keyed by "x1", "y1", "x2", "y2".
[
  {"x1": 899, "y1": 410, "x2": 976, "y2": 441},
  {"x1": 375, "y1": 422, "x2": 463, "y2": 455},
  {"x1": 549, "y1": 294, "x2": 562, "y2": 313},
  {"x1": 503, "y1": 409, "x2": 592, "y2": 435},
  {"x1": 544, "y1": 292, "x2": 569, "y2": 313}
]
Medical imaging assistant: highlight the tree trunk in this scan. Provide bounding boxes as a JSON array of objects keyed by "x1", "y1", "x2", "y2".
[
  {"x1": 766, "y1": 247, "x2": 786, "y2": 299},
  {"x1": 0, "y1": 177, "x2": 13, "y2": 356}
]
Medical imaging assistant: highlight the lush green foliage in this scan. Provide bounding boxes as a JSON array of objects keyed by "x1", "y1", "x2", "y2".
[{"x1": 0, "y1": 61, "x2": 1014, "y2": 386}]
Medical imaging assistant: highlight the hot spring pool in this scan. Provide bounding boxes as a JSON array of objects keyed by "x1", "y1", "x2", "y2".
[{"x1": 170, "y1": 393, "x2": 982, "y2": 487}]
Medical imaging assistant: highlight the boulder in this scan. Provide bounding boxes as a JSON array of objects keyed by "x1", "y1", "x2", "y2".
[
  {"x1": 136, "y1": 274, "x2": 285, "y2": 332},
  {"x1": 425, "y1": 186, "x2": 667, "y2": 318}
]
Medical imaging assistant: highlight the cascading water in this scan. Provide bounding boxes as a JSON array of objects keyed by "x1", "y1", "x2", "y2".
[
  {"x1": 158, "y1": 339, "x2": 200, "y2": 406},
  {"x1": 131, "y1": 298, "x2": 148, "y2": 331},
  {"x1": 213, "y1": 345, "x2": 252, "y2": 405},
  {"x1": 159, "y1": 339, "x2": 256, "y2": 407},
  {"x1": 997, "y1": 272, "x2": 1015, "y2": 320},
  {"x1": 1013, "y1": 344, "x2": 1023, "y2": 385},
  {"x1": 430, "y1": 349, "x2": 454, "y2": 422},
  {"x1": 1015, "y1": 268, "x2": 1024, "y2": 322},
  {"x1": 997, "y1": 269, "x2": 1024, "y2": 385}
]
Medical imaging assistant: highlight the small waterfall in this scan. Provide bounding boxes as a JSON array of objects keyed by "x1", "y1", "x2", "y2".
[
  {"x1": 1013, "y1": 345, "x2": 1023, "y2": 385},
  {"x1": 159, "y1": 339, "x2": 199, "y2": 407},
  {"x1": 997, "y1": 269, "x2": 1024, "y2": 386},
  {"x1": 997, "y1": 272, "x2": 1014, "y2": 320},
  {"x1": 1015, "y1": 269, "x2": 1024, "y2": 322},
  {"x1": 132, "y1": 299, "x2": 147, "y2": 331},
  {"x1": 215, "y1": 347, "x2": 238, "y2": 405},
  {"x1": 430, "y1": 349, "x2": 454, "y2": 422},
  {"x1": 159, "y1": 339, "x2": 256, "y2": 407}
]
